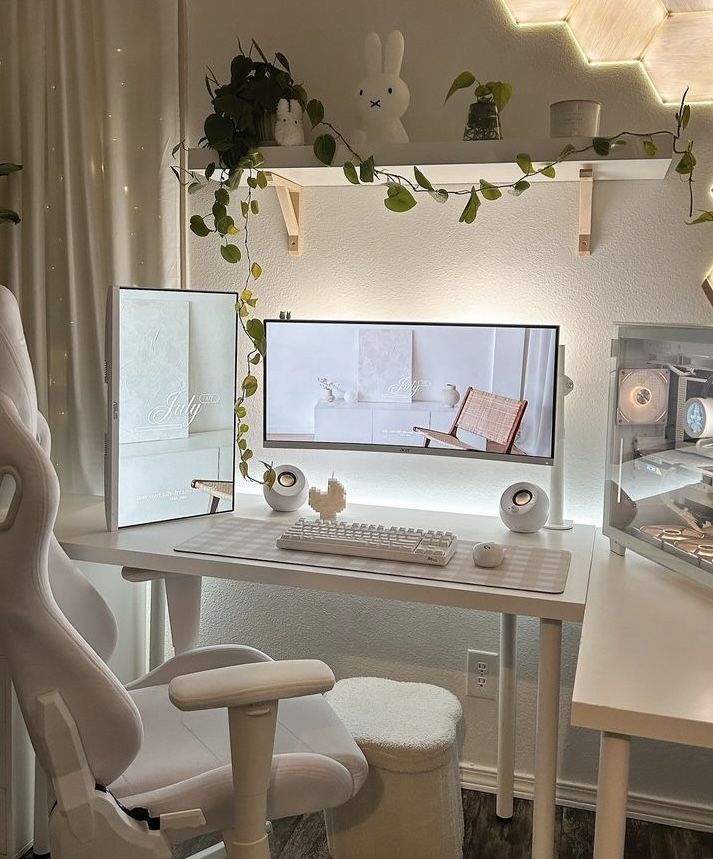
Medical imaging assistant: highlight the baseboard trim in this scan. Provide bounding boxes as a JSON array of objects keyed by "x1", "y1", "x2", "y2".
[{"x1": 459, "y1": 762, "x2": 713, "y2": 833}]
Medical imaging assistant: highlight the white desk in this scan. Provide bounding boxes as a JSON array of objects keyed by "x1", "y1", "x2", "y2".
[
  {"x1": 572, "y1": 532, "x2": 713, "y2": 858},
  {"x1": 57, "y1": 493, "x2": 596, "y2": 859}
]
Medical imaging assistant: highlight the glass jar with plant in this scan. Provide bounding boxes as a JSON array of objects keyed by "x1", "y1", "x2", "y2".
[{"x1": 445, "y1": 73, "x2": 513, "y2": 140}]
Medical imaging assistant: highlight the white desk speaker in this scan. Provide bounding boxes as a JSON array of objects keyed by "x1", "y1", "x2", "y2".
[
  {"x1": 263, "y1": 465, "x2": 308, "y2": 512},
  {"x1": 500, "y1": 482, "x2": 550, "y2": 533}
]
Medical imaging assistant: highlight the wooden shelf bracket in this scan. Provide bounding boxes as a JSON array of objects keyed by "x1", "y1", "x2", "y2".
[
  {"x1": 270, "y1": 174, "x2": 303, "y2": 256},
  {"x1": 578, "y1": 168, "x2": 593, "y2": 257}
]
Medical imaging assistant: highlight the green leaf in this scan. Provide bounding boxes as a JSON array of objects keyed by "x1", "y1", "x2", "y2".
[
  {"x1": 242, "y1": 375, "x2": 258, "y2": 397},
  {"x1": 428, "y1": 188, "x2": 449, "y2": 203},
  {"x1": 256, "y1": 170, "x2": 268, "y2": 189},
  {"x1": 445, "y1": 71, "x2": 476, "y2": 102},
  {"x1": 236, "y1": 404, "x2": 247, "y2": 418},
  {"x1": 171, "y1": 141, "x2": 183, "y2": 158},
  {"x1": 241, "y1": 200, "x2": 249, "y2": 217},
  {"x1": 249, "y1": 353, "x2": 261, "y2": 364},
  {"x1": 239, "y1": 423, "x2": 249, "y2": 434},
  {"x1": 251, "y1": 262, "x2": 263, "y2": 279},
  {"x1": 204, "y1": 113, "x2": 234, "y2": 151},
  {"x1": 681, "y1": 104, "x2": 691, "y2": 131},
  {"x1": 343, "y1": 161, "x2": 359, "y2": 184},
  {"x1": 204, "y1": 162, "x2": 216, "y2": 181},
  {"x1": 314, "y1": 133, "x2": 336, "y2": 165},
  {"x1": 559, "y1": 143, "x2": 576, "y2": 160},
  {"x1": 414, "y1": 166, "x2": 433, "y2": 191},
  {"x1": 243, "y1": 448, "x2": 253, "y2": 460},
  {"x1": 189, "y1": 215, "x2": 210, "y2": 237},
  {"x1": 275, "y1": 51, "x2": 290, "y2": 72},
  {"x1": 247, "y1": 176, "x2": 258, "y2": 189},
  {"x1": 0, "y1": 163, "x2": 22, "y2": 176},
  {"x1": 688, "y1": 210, "x2": 713, "y2": 224},
  {"x1": 384, "y1": 183, "x2": 417, "y2": 213},
  {"x1": 516, "y1": 153, "x2": 533, "y2": 174},
  {"x1": 215, "y1": 188, "x2": 229, "y2": 205},
  {"x1": 264, "y1": 467, "x2": 276, "y2": 489},
  {"x1": 488, "y1": 81, "x2": 512, "y2": 112},
  {"x1": 541, "y1": 164, "x2": 556, "y2": 179},
  {"x1": 216, "y1": 215, "x2": 236, "y2": 235},
  {"x1": 306, "y1": 99, "x2": 325, "y2": 128},
  {"x1": 221, "y1": 243, "x2": 241, "y2": 263},
  {"x1": 246, "y1": 318, "x2": 265, "y2": 343},
  {"x1": 676, "y1": 149, "x2": 696, "y2": 175},
  {"x1": 642, "y1": 139, "x2": 657, "y2": 157},
  {"x1": 238, "y1": 438, "x2": 247, "y2": 450},
  {"x1": 509, "y1": 178, "x2": 530, "y2": 197},
  {"x1": 359, "y1": 156, "x2": 375, "y2": 183},
  {"x1": 239, "y1": 460, "x2": 249, "y2": 478},
  {"x1": 479, "y1": 179, "x2": 502, "y2": 201},
  {"x1": 250, "y1": 199, "x2": 259, "y2": 215},
  {"x1": 187, "y1": 181, "x2": 203, "y2": 194},
  {"x1": 592, "y1": 137, "x2": 611, "y2": 157},
  {"x1": 459, "y1": 186, "x2": 480, "y2": 224},
  {"x1": 228, "y1": 168, "x2": 243, "y2": 191},
  {"x1": 212, "y1": 201, "x2": 227, "y2": 222}
]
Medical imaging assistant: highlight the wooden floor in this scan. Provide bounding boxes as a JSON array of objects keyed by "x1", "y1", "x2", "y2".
[{"x1": 169, "y1": 790, "x2": 713, "y2": 858}]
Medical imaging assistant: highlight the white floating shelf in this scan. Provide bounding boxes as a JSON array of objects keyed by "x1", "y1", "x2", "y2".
[
  {"x1": 186, "y1": 138, "x2": 672, "y2": 257},
  {"x1": 188, "y1": 137, "x2": 672, "y2": 187}
]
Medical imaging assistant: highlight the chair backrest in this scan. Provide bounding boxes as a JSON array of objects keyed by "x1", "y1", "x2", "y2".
[
  {"x1": 456, "y1": 386, "x2": 527, "y2": 453},
  {"x1": 0, "y1": 286, "x2": 142, "y2": 786}
]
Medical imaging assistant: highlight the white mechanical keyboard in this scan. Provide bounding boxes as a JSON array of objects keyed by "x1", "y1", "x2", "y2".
[{"x1": 276, "y1": 519, "x2": 458, "y2": 566}]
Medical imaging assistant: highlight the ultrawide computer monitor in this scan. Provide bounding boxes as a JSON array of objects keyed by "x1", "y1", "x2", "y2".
[
  {"x1": 264, "y1": 320, "x2": 559, "y2": 465},
  {"x1": 105, "y1": 287, "x2": 238, "y2": 529}
]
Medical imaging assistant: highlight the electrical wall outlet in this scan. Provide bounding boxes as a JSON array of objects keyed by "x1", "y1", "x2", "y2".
[{"x1": 466, "y1": 649, "x2": 499, "y2": 700}]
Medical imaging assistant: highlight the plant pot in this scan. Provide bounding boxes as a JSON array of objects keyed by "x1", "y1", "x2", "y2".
[
  {"x1": 550, "y1": 100, "x2": 601, "y2": 138},
  {"x1": 463, "y1": 101, "x2": 502, "y2": 141},
  {"x1": 256, "y1": 111, "x2": 276, "y2": 144}
]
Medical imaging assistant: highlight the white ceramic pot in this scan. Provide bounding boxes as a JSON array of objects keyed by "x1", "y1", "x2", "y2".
[
  {"x1": 344, "y1": 390, "x2": 357, "y2": 404},
  {"x1": 263, "y1": 465, "x2": 308, "y2": 512},
  {"x1": 550, "y1": 100, "x2": 601, "y2": 138},
  {"x1": 320, "y1": 388, "x2": 335, "y2": 403},
  {"x1": 441, "y1": 384, "x2": 461, "y2": 408}
]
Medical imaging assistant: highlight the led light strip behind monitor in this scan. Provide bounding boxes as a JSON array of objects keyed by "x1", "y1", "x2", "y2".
[{"x1": 263, "y1": 320, "x2": 559, "y2": 466}]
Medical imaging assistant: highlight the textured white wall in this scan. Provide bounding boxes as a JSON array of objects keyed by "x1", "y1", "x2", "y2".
[{"x1": 186, "y1": 0, "x2": 713, "y2": 811}]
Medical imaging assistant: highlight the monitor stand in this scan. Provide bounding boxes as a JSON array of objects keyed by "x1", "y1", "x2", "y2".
[{"x1": 546, "y1": 344, "x2": 574, "y2": 531}]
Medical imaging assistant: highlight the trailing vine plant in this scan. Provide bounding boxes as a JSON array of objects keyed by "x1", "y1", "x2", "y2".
[{"x1": 177, "y1": 43, "x2": 711, "y2": 485}]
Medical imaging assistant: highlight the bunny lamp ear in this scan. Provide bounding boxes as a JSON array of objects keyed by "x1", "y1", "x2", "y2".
[
  {"x1": 384, "y1": 30, "x2": 404, "y2": 76},
  {"x1": 276, "y1": 98, "x2": 289, "y2": 117},
  {"x1": 364, "y1": 31, "x2": 382, "y2": 76}
]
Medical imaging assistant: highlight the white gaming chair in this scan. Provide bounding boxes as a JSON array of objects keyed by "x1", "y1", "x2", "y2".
[{"x1": 0, "y1": 285, "x2": 367, "y2": 859}]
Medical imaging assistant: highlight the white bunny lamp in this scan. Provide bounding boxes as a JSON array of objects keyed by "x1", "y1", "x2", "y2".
[
  {"x1": 275, "y1": 98, "x2": 305, "y2": 146},
  {"x1": 353, "y1": 30, "x2": 410, "y2": 145}
]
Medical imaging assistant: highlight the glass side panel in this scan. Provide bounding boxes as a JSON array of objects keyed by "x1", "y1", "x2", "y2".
[{"x1": 606, "y1": 324, "x2": 713, "y2": 575}]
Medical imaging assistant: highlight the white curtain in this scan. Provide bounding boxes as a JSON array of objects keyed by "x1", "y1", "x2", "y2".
[
  {"x1": 517, "y1": 328, "x2": 557, "y2": 458},
  {"x1": 0, "y1": 0, "x2": 180, "y2": 494}
]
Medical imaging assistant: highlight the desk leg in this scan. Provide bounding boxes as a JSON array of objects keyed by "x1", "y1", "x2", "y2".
[
  {"x1": 33, "y1": 759, "x2": 50, "y2": 857},
  {"x1": 149, "y1": 578, "x2": 166, "y2": 670},
  {"x1": 497, "y1": 613, "x2": 517, "y2": 820},
  {"x1": 532, "y1": 618, "x2": 562, "y2": 859},
  {"x1": 165, "y1": 574, "x2": 203, "y2": 655},
  {"x1": 593, "y1": 732, "x2": 630, "y2": 859}
]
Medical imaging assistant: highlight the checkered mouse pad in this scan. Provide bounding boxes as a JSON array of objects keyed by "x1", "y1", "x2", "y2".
[{"x1": 174, "y1": 516, "x2": 571, "y2": 594}]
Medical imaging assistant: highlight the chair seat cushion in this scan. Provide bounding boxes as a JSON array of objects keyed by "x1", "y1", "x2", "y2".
[{"x1": 109, "y1": 684, "x2": 367, "y2": 837}]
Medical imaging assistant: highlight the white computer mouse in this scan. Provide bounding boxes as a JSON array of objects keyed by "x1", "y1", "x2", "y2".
[{"x1": 473, "y1": 542, "x2": 505, "y2": 568}]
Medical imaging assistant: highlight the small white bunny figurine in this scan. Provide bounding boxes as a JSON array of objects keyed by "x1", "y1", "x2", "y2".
[
  {"x1": 275, "y1": 98, "x2": 305, "y2": 146},
  {"x1": 353, "y1": 30, "x2": 410, "y2": 145}
]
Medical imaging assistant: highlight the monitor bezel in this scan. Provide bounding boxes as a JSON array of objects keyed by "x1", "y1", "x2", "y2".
[{"x1": 262, "y1": 319, "x2": 560, "y2": 467}]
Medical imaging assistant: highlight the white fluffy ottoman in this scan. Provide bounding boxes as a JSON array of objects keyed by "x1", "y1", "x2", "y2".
[{"x1": 324, "y1": 677, "x2": 464, "y2": 859}]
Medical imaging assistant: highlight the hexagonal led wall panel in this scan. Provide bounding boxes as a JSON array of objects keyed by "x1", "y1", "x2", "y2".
[
  {"x1": 500, "y1": 0, "x2": 713, "y2": 102},
  {"x1": 502, "y1": 0, "x2": 577, "y2": 22},
  {"x1": 568, "y1": 0, "x2": 667, "y2": 62},
  {"x1": 643, "y1": 11, "x2": 713, "y2": 102}
]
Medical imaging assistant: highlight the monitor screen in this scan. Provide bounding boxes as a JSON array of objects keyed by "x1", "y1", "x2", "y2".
[
  {"x1": 264, "y1": 320, "x2": 559, "y2": 464},
  {"x1": 105, "y1": 287, "x2": 238, "y2": 529}
]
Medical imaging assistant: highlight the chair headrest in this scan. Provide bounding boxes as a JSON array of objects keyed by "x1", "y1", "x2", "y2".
[{"x1": 0, "y1": 286, "x2": 38, "y2": 436}]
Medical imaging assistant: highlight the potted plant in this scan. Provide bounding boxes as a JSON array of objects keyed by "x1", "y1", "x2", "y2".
[
  {"x1": 0, "y1": 161, "x2": 22, "y2": 225},
  {"x1": 203, "y1": 40, "x2": 307, "y2": 164},
  {"x1": 445, "y1": 72, "x2": 513, "y2": 140}
]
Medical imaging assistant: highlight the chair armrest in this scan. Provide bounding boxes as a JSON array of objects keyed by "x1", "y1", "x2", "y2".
[{"x1": 169, "y1": 659, "x2": 335, "y2": 712}]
